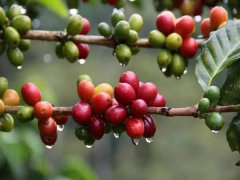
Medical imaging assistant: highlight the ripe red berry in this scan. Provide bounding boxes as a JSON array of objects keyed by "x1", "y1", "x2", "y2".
[
  {"x1": 72, "y1": 102, "x2": 92, "y2": 124},
  {"x1": 130, "y1": 99, "x2": 147, "y2": 117},
  {"x1": 150, "y1": 93, "x2": 166, "y2": 107},
  {"x1": 77, "y1": 80, "x2": 94, "y2": 102},
  {"x1": 142, "y1": 114, "x2": 156, "y2": 138},
  {"x1": 156, "y1": 11, "x2": 175, "y2": 36},
  {"x1": 119, "y1": 71, "x2": 139, "y2": 92},
  {"x1": 210, "y1": 6, "x2": 228, "y2": 30},
  {"x1": 92, "y1": 92, "x2": 112, "y2": 114},
  {"x1": 107, "y1": 0, "x2": 118, "y2": 5},
  {"x1": 104, "y1": 105, "x2": 128, "y2": 125},
  {"x1": 21, "y1": 82, "x2": 41, "y2": 106},
  {"x1": 40, "y1": 133, "x2": 57, "y2": 146},
  {"x1": 114, "y1": 83, "x2": 136, "y2": 105},
  {"x1": 34, "y1": 101, "x2": 53, "y2": 120},
  {"x1": 137, "y1": 82, "x2": 157, "y2": 105},
  {"x1": 80, "y1": 17, "x2": 91, "y2": 35},
  {"x1": 38, "y1": 117, "x2": 57, "y2": 136},
  {"x1": 174, "y1": 15, "x2": 195, "y2": 38},
  {"x1": 88, "y1": 116, "x2": 105, "y2": 140},
  {"x1": 53, "y1": 114, "x2": 69, "y2": 125},
  {"x1": 179, "y1": 37, "x2": 198, "y2": 58},
  {"x1": 76, "y1": 43, "x2": 90, "y2": 59},
  {"x1": 125, "y1": 117, "x2": 144, "y2": 139}
]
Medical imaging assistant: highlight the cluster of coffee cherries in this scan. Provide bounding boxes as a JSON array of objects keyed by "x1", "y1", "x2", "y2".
[
  {"x1": 201, "y1": 6, "x2": 228, "y2": 39},
  {"x1": 198, "y1": 86, "x2": 224, "y2": 134},
  {"x1": 20, "y1": 82, "x2": 69, "y2": 148},
  {"x1": 98, "y1": 9, "x2": 143, "y2": 66},
  {"x1": 148, "y1": 11, "x2": 198, "y2": 78},
  {"x1": 74, "y1": 71, "x2": 166, "y2": 147},
  {"x1": 0, "y1": 4, "x2": 32, "y2": 68},
  {"x1": 0, "y1": 76, "x2": 20, "y2": 132},
  {"x1": 55, "y1": 14, "x2": 90, "y2": 64}
]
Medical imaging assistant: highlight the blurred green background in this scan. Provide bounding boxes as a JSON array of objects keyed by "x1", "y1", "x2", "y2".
[{"x1": 0, "y1": 1, "x2": 240, "y2": 180}]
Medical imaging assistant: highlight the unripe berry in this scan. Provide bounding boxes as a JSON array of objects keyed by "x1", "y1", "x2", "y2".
[
  {"x1": 148, "y1": 30, "x2": 166, "y2": 47},
  {"x1": 114, "y1": 20, "x2": 130, "y2": 41},
  {"x1": 4, "y1": 27, "x2": 20, "y2": 48},
  {"x1": 115, "y1": 44, "x2": 132, "y2": 66},
  {"x1": 11, "y1": 15, "x2": 32, "y2": 34},
  {"x1": 77, "y1": 80, "x2": 94, "y2": 102},
  {"x1": 169, "y1": 53, "x2": 186, "y2": 78},
  {"x1": 2, "y1": 89, "x2": 20, "y2": 106},
  {"x1": 94, "y1": 83, "x2": 114, "y2": 97},
  {"x1": 165, "y1": 33, "x2": 182, "y2": 51},
  {"x1": 111, "y1": 10, "x2": 125, "y2": 27},
  {"x1": 62, "y1": 41, "x2": 79, "y2": 63},
  {"x1": 66, "y1": 14, "x2": 83, "y2": 36},
  {"x1": 128, "y1": 13, "x2": 143, "y2": 32},
  {"x1": 7, "y1": 4, "x2": 21, "y2": 20},
  {"x1": 205, "y1": 112, "x2": 224, "y2": 131},
  {"x1": 0, "y1": 113, "x2": 14, "y2": 132},
  {"x1": 19, "y1": 40, "x2": 31, "y2": 51},
  {"x1": 98, "y1": 22, "x2": 112, "y2": 38},
  {"x1": 7, "y1": 48, "x2": 24, "y2": 67},
  {"x1": 21, "y1": 82, "x2": 42, "y2": 106},
  {"x1": 17, "y1": 106, "x2": 35, "y2": 123},
  {"x1": 0, "y1": 77, "x2": 8, "y2": 98}
]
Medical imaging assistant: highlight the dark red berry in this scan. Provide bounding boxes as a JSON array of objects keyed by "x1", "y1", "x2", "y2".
[
  {"x1": 107, "y1": 0, "x2": 118, "y2": 5},
  {"x1": 114, "y1": 83, "x2": 136, "y2": 105},
  {"x1": 142, "y1": 114, "x2": 156, "y2": 138},
  {"x1": 72, "y1": 102, "x2": 92, "y2": 124},
  {"x1": 104, "y1": 105, "x2": 128, "y2": 125},
  {"x1": 53, "y1": 114, "x2": 69, "y2": 125},
  {"x1": 21, "y1": 82, "x2": 41, "y2": 106},
  {"x1": 88, "y1": 116, "x2": 105, "y2": 140},
  {"x1": 156, "y1": 11, "x2": 175, "y2": 36},
  {"x1": 119, "y1": 71, "x2": 139, "y2": 92},
  {"x1": 80, "y1": 17, "x2": 90, "y2": 35},
  {"x1": 150, "y1": 93, "x2": 166, "y2": 107},
  {"x1": 40, "y1": 133, "x2": 57, "y2": 146},
  {"x1": 76, "y1": 43, "x2": 90, "y2": 59},
  {"x1": 125, "y1": 117, "x2": 144, "y2": 139},
  {"x1": 34, "y1": 101, "x2": 53, "y2": 120},
  {"x1": 92, "y1": 92, "x2": 112, "y2": 114},
  {"x1": 130, "y1": 99, "x2": 147, "y2": 117},
  {"x1": 38, "y1": 117, "x2": 57, "y2": 136},
  {"x1": 137, "y1": 82, "x2": 158, "y2": 105}
]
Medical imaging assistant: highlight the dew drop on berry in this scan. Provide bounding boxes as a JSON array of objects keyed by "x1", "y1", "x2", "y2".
[
  {"x1": 113, "y1": 132, "x2": 120, "y2": 139},
  {"x1": 45, "y1": 145, "x2": 53, "y2": 149},
  {"x1": 194, "y1": 15, "x2": 202, "y2": 22},
  {"x1": 211, "y1": 130, "x2": 219, "y2": 134},
  {"x1": 176, "y1": 76, "x2": 181, "y2": 80},
  {"x1": 69, "y1": 9, "x2": 78, "y2": 15},
  {"x1": 145, "y1": 138, "x2": 153, "y2": 143},
  {"x1": 17, "y1": 66, "x2": 22, "y2": 70},
  {"x1": 161, "y1": 67, "x2": 167, "y2": 72},
  {"x1": 184, "y1": 69, "x2": 188, "y2": 74},
  {"x1": 57, "y1": 124, "x2": 64, "y2": 132},
  {"x1": 20, "y1": 6, "x2": 26, "y2": 14},
  {"x1": 78, "y1": 59, "x2": 86, "y2": 64},
  {"x1": 131, "y1": 138, "x2": 140, "y2": 146},
  {"x1": 86, "y1": 144, "x2": 93, "y2": 148},
  {"x1": 119, "y1": 63, "x2": 126, "y2": 67}
]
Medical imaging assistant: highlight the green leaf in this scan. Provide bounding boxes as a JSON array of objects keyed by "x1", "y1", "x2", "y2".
[
  {"x1": 32, "y1": 0, "x2": 68, "y2": 17},
  {"x1": 195, "y1": 20, "x2": 240, "y2": 91}
]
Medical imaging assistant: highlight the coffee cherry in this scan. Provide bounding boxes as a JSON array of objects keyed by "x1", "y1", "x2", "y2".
[
  {"x1": 11, "y1": 15, "x2": 31, "y2": 34},
  {"x1": 210, "y1": 6, "x2": 228, "y2": 30},
  {"x1": 17, "y1": 106, "x2": 35, "y2": 123},
  {"x1": 40, "y1": 133, "x2": 57, "y2": 146},
  {"x1": 0, "y1": 99, "x2": 4, "y2": 115},
  {"x1": 62, "y1": 41, "x2": 79, "y2": 63},
  {"x1": 4, "y1": 27, "x2": 20, "y2": 47},
  {"x1": 169, "y1": 53, "x2": 186, "y2": 78},
  {"x1": 130, "y1": 46, "x2": 140, "y2": 55},
  {"x1": 137, "y1": 82, "x2": 157, "y2": 105},
  {"x1": 72, "y1": 102, "x2": 92, "y2": 124},
  {"x1": 119, "y1": 71, "x2": 139, "y2": 92},
  {"x1": 0, "y1": 41, "x2": 5, "y2": 56},
  {"x1": 107, "y1": 0, "x2": 118, "y2": 5},
  {"x1": 148, "y1": 30, "x2": 166, "y2": 47},
  {"x1": 129, "y1": 13, "x2": 143, "y2": 32},
  {"x1": 2, "y1": 89, "x2": 20, "y2": 106},
  {"x1": 201, "y1": 18, "x2": 211, "y2": 38},
  {"x1": 7, "y1": 4, "x2": 21, "y2": 20},
  {"x1": 104, "y1": 105, "x2": 128, "y2": 125},
  {"x1": 77, "y1": 74, "x2": 92, "y2": 85},
  {"x1": 98, "y1": 22, "x2": 112, "y2": 38},
  {"x1": 156, "y1": 11, "x2": 175, "y2": 36},
  {"x1": 179, "y1": 37, "x2": 198, "y2": 58},
  {"x1": 94, "y1": 83, "x2": 113, "y2": 97},
  {"x1": 88, "y1": 116, "x2": 105, "y2": 140},
  {"x1": 19, "y1": 40, "x2": 31, "y2": 51},
  {"x1": 75, "y1": 125, "x2": 89, "y2": 140},
  {"x1": 7, "y1": 48, "x2": 24, "y2": 67},
  {"x1": 157, "y1": 49, "x2": 173, "y2": 69},
  {"x1": 143, "y1": 114, "x2": 156, "y2": 138},
  {"x1": 114, "y1": 83, "x2": 136, "y2": 105},
  {"x1": 198, "y1": 98, "x2": 210, "y2": 113},
  {"x1": 129, "y1": 30, "x2": 139, "y2": 44},
  {"x1": 114, "y1": 20, "x2": 130, "y2": 41},
  {"x1": 115, "y1": 44, "x2": 132, "y2": 66},
  {"x1": 77, "y1": 80, "x2": 94, "y2": 102},
  {"x1": 111, "y1": 10, "x2": 125, "y2": 27},
  {"x1": 150, "y1": 93, "x2": 166, "y2": 107},
  {"x1": 21, "y1": 82, "x2": 42, "y2": 106},
  {"x1": 92, "y1": 92, "x2": 112, "y2": 114},
  {"x1": 38, "y1": 117, "x2": 57, "y2": 136},
  {"x1": 130, "y1": 99, "x2": 147, "y2": 117},
  {"x1": 84, "y1": 135, "x2": 95, "y2": 147},
  {"x1": 80, "y1": 17, "x2": 90, "y2": 35},
  {"x1": 125, "y1": 117, "x2": 144, "y2": 139},
  {"x1": 76, "y1": 43, "x2": 90, "y2": 60},
  {"x1": 204, "y1": 86, "x2": 220, "y2": 106},
  {"x1": 0, "y1": 113, "x2": 14, "y2": 132},
  {"x1": 165, "y1": 33, "x2": 182, "y2": 51},
  {"x1": 34, "y1": 101, "x2": 53, "y2": 120},
  {"x1": 0, "y1": 7, "x2": 7, "y2": 26},
  {"x1": 55, "y1": 43, "x2": 64, "y2": 59},
  {"x1": 66, "y1": 14, "x2": 83, "y2": 36},
  {"x1": 0, "y1": 77, "x2": 8, "y2": 98},
  {"x1": 53, "y1": 114, "x2": 69, "y2": 125},
  {"x1": 175, "y1": 15, "x2": 195, "y2": 38},
  {"x1": 205, "y1": 112, "x2": 224, "y2": 131}
]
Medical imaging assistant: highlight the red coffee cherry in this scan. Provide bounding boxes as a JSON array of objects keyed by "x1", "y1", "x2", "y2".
[
  {"x1": 107, "y1": 0, "x2": 118, "y2": 5},
  {"x1": 92, "y1": 92, "x2": 112, "y2": 114},
  {"x1": 150, "y1": 93, "x2": 166, "y2": 107},
  {"x1": 125, "y1": 117, "x2": 144, "y2": 139},
  {"x1": 40, "y1": 133, "x2": 57, "y2": 146},
  {"x1": 210, "y1": 6, "x2": 228, "y2": 30},
  {"x1": 156, "y1": 11, "x2": 175, "y2": 36},
  {"x1": 130, "y1": 99, "x2": 147, "y2": 117},
  {"x1": 119, "y1": 71, "x2": 139, "y2": 92},
  {"x1": 80, "y1": 17, "x2": 91, "y2": 35},
  {"x1": 21, "y1": 82, "x2": 41, "y2": 106},
  {"x1": 201, "y1": 18, "x2": 211, "y2": 38},
  {"x1": 88, "y1": 116, "x2": 105, "y2": 140},
  {"x1": 174, "y1": 15, "x2": 195, "y2": 38},
  {"x1": 76, "y1": 43, "x2": 90, "y2": 59},
  {"x1": 34, "y1": 101, "x2": 53, "y2": 120},
  {"x1": 77, "y1": 80, "x2": 94, "y2": 102},
  {"x1": 104, "y1": 105, "x2": 128, "y2": 125},
  {"x1": 137, "y1": 82, "x2": 157, "y2": 105},
  {"x1": 53, "y1": 114, "x2": 69, "y2": 125},
  {"x1": 72, "y1": 102, "x2": 92, "y2": 124},
  {"x1": 38, "y1": 117, "x2": 57, "y2": 136},
  {"x1": 179, "y1": 37, "x2": 198, "y2": 58},
  {"x1": 114, "y1": 83, "x2": 136, "y2": 105},
  {"x1": 142, "y1": 114, "x2": 156, "y2": 138}
]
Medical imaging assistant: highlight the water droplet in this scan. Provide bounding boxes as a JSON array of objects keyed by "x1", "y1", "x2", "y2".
[
  {"x1": 45, "y1": 145, "x2": 53, "y2": 149},
  {"x1": 129, "y1": 0, "x2": 136, "y2": 1},
  {"x1": 211, "y1": 130, "x2": 219, "y2": 134},
  {"x1": 86, "y1": 145, "x2": 92, "y2": 149},
  {"x1": 78, "y1": 59, "x2": 86, "y2": 64},
  {"x1": 161, "y1": 67, "x2": 167, "y2": 72},
  {"x1": 69, "y1": 8, "x2": 78, "y2": 15},
  {"x1": 194, "y1": 15, "x2": 202, "y2": 22},
  {"x1": 113, "y1": 133, "x2": 120, "y2": 139},
  {"x1": 17, "y1": 66, "x2": 22, "y2": 70},
  {"x1": 119, "y1": 63, "x2": 126, "y2": 67},
  {"x1": 184, "y1": 69, "x2": 188, "y2": 74},
  {"x1": 32, "y1": 19, "x2": 40, "y2": 29},
  {"x1": 57, "y1": 124, "x2": 64, "y2": 132},
  {"x1": 176, "y1": 76, "x2": 181, "y2": 80},
  {"x1": 20, "y1": 6, "x2": 27, "y2": 14},
  {"x1": 132, "y1": 138, "x2": 140, "y2": 146},
  {"x1": 146, "y1": 138, "x2": 153, "y2": 143}
]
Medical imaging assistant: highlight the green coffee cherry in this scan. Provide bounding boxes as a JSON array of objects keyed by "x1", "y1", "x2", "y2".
[
  {"x1": 198, "y1": 98, "x2": 210, "y2": 113},
  {"x1": 129, "y1": 13, "x2": 143, "y2": 32},
  {"x1": 129, "y1": 30, "x2": 139, "y2": 44},
  {"x1": 18, "y1": 40, "x2": 31, "y2": 51},
  {"x1": 11, "y1": 15, "x2": 31, "y2": 34},
  {"x1": 169, "y1": 53, "x2": 186, "y2": 78},
  {"x1": 62, "y1": 41, "x2": 79, "y2": 63},
  {"x1": 7, "y1": 4, "x2": 21, "y2": 20},
  {"x1": 17, "y1": 106, "x2": 35, "y2": 123},
  {"x1": 75, "y1": 125, "x2": 89, "y2": 141},
  {"x1": 148, "y1": 30, "x2": 166, "y2": 47},
  {"x1": 157, "y1": 49, "x2": 173, "y2": 69},
  {"x1": 205, "y1": 112, "x2": 224, "y2": 131},
  {"x1": 0, "y1": 77, "x2": 8, "y2": 98},
  {"x1": 4, "y1": 26, "x2": 20, "y2": 48},
  {"x1": 77, "y1": 74, "x2": 92, "y2": 85},
  {"x1": 0, "y1": 113, "x2": 14, "y2": 132},
  {"x1": 66, "y1": 14, "x2": 83, "y2": 36},
  {"x1": 0, "y1": 41, "x2": 6, "y2": 56},
  {"x1": 66, "y1": 0, "x2": 79, "y2": 9},
  {"x1": 7, "y1": 48, "x2": 24, "y2": 67},
  {"x1": 0, "y1": 7, "x2": 7, "y2": 26},
  {"x1": 115, "y1": 0, "x2": 126, "y2": 8},
  {"x1": 98, "y1": 22, "x2": 112, "y2": 38},
  {"x1": 111, "y1": 10, "x2": 125, "y2": 27},
  {"x1": 204, "y1": 86, "x2": 220, "y2": 106},
  {"x1": 115, "y1": 44, "x2": 132, "y2": 66},
  {"x1": 165, "y1": 33, "x2": 183, "y2": 51},
  {"x1": 226, "y1": 115, "x2": 240, "y2": 151},
  {"x1": 130, "y1": 46, "x2": 140, "y2": 55},
  {"x1": 55, "y1": 42, "x2": 64, "y2": 59},
  {"x1": 84, "y1": 135, "x2": 95, "y2": 147},
  {"x1": 114, "y1": 20, "x2": 130, "y2": 41}
]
